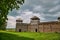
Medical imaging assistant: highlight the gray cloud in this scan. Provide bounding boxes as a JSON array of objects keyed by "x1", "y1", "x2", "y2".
[{"x1": 7, "y1": 0, "x2": 60, "y2": 28}]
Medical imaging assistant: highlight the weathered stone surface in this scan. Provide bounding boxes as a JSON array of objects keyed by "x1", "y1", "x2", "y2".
[{"x1": 16, "y1": 16, "x2": 60, "y2": 32}]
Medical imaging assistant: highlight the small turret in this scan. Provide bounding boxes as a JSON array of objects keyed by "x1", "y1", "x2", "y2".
[
  {"x1": 58, "y1": 17, "x2": 60, "y2": 22},
  {"x1": 16, "y1": 18, "x2": 23, "y2": 23},
  {"x1": 30, "y1": 16, "x2": 40, "y2": 24}
]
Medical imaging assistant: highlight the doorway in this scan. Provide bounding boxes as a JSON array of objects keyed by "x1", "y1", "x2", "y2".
[
  {"x1": 35, "y1": 29, "x2": 37, "y2": 32},
  {"x1": 19, "y1": 29, "x2": 21, "y2": 32}
]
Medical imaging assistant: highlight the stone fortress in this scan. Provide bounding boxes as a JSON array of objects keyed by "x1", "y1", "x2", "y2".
[{"x1": 16, "y1": 16, "x2": 60, "y2": 32}]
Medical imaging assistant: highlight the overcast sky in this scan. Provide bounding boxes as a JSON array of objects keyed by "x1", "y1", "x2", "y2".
[{"x1": 7, "y1": 0, "x2": 60, "y2": 28}]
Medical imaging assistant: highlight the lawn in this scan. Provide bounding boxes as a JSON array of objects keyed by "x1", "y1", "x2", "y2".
[{"x1": 0, "y1": 31, "x2": 60, "y2": 40}]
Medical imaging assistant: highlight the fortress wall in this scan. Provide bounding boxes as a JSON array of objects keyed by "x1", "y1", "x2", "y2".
[
  {"x1": 28, "y1": 24, "x2": 39, "y2": 32},
  {"x1": 16, "y1": 23, "x2": 28, "y2": 32},
  {"x1": 43, "y1": 24, "x2": 51, "y2": 32},
  {"x1": 51, "y1": 23, "x2": 60, "y2": 32},
  {"x1": 16, "y1": 16, "x2": 60, "y2": 32},
  {"x1": 39, "y1": 23, "x2": 60, "y2": 32},
  {"x1": 39, "y1": 24, "x2": 43, "y2": 32},
  {"x1": 28, "y1": 25, "x2": 34, "y2": 32},
  {"x1": 28, "y1": 25, "x2": 31, "y2": 32}
]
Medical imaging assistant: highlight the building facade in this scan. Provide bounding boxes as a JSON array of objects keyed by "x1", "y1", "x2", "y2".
[{"x1": 16, "y1": 16, "x2": 60, "y2": 32}]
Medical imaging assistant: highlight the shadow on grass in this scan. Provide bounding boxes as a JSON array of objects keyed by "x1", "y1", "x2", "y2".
[{"x1": 0, "y1": 32, "x2": 34, "y2": 40}]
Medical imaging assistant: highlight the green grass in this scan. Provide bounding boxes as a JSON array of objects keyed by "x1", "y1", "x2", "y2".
[{"x1": 0, "y1": 31, "x2": 60, "y2": 40}]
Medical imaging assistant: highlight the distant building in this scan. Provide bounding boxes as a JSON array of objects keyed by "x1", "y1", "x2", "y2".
[{"x1": 16, "y1": 16, "x2": 60, "y2": 32}]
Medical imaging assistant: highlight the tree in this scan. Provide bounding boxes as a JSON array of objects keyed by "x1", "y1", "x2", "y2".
[{"x1": 0, "y1": 0, "x2": 24, "y2": 30}]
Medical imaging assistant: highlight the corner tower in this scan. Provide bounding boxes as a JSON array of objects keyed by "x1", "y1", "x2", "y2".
[
  {"x1": 16, "y1": 18, "x2": 23, "y2": 23},
  {"x1": 30, "y1": 16, "x2": 40, "y2": 32},
  {"x1": 16, "y1": 18, "x2": 23, "y2": 32},
  {"x1": 30, "y1": 16, "x2": 40, "y2": 24}
]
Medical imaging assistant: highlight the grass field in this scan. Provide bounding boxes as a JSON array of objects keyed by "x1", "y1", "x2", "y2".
[{"x1": 0, "y1": 31, "x2": 60, "y2": 40}]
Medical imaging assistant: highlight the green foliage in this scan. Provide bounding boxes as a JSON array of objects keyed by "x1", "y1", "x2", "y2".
[
  {"x1": 0, "y1": 31, "x2": 60, "y2": 40},
  {"x1": 0, "y1": 0, "x2": 24, "y2": 30}
]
